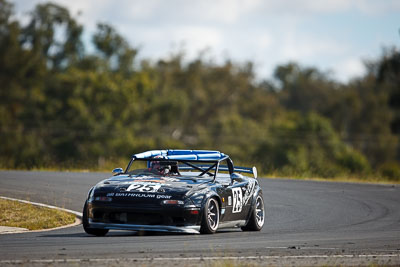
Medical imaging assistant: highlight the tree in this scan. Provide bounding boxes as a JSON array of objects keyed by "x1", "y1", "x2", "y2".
[
  {"x1": 21, "y1": 2, "x2": 83, "y2": 69},
  {"x1": 93, "y1": 23, "x2": 137, "y2": 74},
  {"x1": 273, "y1": 62, "x2": 338, "y2": 115}
]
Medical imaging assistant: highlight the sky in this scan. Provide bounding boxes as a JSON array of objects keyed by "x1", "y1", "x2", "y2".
[{"x1": 12, "y1": 0, "x2": 400, "y2": 82}]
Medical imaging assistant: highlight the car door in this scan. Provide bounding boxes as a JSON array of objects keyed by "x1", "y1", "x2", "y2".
[
  {"x1": 214, "y1": 175, "x2": 231, "y2": 222},
  {"x1": 222, "y1": 174, "x2": 254, "y2": 221}
]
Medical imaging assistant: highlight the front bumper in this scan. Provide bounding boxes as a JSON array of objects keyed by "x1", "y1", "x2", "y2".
[{"x1": 87, "y1": 201, "x2": 201, "y2": 233}]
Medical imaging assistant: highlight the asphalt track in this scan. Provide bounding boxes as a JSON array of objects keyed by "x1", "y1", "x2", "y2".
[{"x1": 0, "y1": 170, "x2": 399, "y2": 266}]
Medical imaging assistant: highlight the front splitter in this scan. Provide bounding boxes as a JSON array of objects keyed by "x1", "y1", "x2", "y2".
[{"x1": 88, "y1": 221, "x2": 200, "y2": 234}]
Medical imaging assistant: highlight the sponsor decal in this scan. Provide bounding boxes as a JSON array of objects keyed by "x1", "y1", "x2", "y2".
[
  {"x1": 157, "y1": 195, "x2": 172, "y2": 199},
  {"x1": 243, "y1": 180, "x2": 256, "y2": 205},
  {"x1": 131, "y1": 177, "x2": 179, "y2": 183},
  {"x1": 162, "y1": 177, "x2": 179, "y2": 182},
  {"x1": 115, "y1": 192, "x2": 156, "y2": 198},
  {"x1": 107, "y1": 192, "x2": 172, "y2": 199},
  {"x1": 232, "y1": 187, "x2": 243, "y2": 213},
  {"x1": 127, "y1": 182, "x2": 161, "y2": 192}
]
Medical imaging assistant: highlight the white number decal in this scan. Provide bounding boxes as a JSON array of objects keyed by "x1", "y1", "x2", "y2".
[
  {"x1": 127, "y1": 183, "x2": 161, "y2": 192},
  {"x1": 232, "y1": 188, "x2": 243, "y2": 213}
]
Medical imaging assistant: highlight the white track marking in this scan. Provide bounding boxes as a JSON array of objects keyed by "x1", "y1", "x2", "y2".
[{"x1": 1, "y1": 254, "x2": 399, "y2": 264}]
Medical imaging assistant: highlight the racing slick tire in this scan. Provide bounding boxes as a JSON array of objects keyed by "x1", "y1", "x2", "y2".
[
  {"x1": 241, "y1": 194, "x2": 265, "y2": 231},
  {"x1": 83, "y1": 201, "x2": 109, "y2": 236},
  {"x1": 200, "y1": 197, "x2": 220, "y2": 234}
]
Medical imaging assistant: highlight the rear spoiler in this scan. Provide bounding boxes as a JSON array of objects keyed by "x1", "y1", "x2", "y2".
[
  {"x1": 222, "y1": 165, "x2": 258, "y2": 179},
  {"x1": 179, "y1": 164, "x2": 258, "y2": 178}
]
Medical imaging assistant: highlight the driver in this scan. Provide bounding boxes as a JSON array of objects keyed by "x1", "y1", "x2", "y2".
[{"x1": 149, "y1": 156, "x2": 171, "y2": 175}]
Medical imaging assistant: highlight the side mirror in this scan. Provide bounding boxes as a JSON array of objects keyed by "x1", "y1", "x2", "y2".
[
  {"x1": 112, "y1": 168, "x2": 124, "y2": 175},
  {"x1": 252, "y1": 166, "x2": 258, "y2": 179}
]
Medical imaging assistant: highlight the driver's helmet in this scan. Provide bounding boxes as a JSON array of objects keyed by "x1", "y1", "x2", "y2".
[{"x1": 150, "y1": 155, "x2": 170, "y2": 175}]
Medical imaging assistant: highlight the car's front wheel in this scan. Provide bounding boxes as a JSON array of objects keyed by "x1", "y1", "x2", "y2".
[
  {"x1": 200, "y1": 198, "x2": 220, "y2": 234},
  {"x1": 82, "y1": 201, "x2": 109, "y2": 236},
  {"x1": 242, "y1": 194, "x2": 265, "y2": 231}
]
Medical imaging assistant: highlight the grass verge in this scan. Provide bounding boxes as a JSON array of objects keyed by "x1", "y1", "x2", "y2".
[
  {"x1": 0, "y1": 198, "x2": 76, "y2": 230},
  {"x1": 264, "y1": 173, "x2": 400, "y2": 184}
]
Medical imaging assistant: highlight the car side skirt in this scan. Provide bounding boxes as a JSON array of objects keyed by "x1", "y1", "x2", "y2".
[{"x1": 218, "y1": 220, "x2": 246, "y2": 229}]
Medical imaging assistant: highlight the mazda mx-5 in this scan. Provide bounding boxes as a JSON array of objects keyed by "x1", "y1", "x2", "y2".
[{"x1": 83, "y1": 149, "x2": 265, "y2": 235}]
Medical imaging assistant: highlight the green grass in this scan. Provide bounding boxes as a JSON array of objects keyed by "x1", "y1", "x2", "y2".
[{"x1": 0, "y1": 198, "x2": 76, "y2": 230}]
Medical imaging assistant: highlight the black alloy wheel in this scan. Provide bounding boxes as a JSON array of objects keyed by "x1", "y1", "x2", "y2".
[
  {"x1": 242, "y1": 194, "x2": 265, "y2": 231},
  {"x1": 200, "y1": 198, "x2": 220, "y2": 234}
]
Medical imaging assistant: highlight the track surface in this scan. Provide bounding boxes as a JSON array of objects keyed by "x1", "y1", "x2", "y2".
[{"x1": 0, "y1": 171, "x2": 399, "y2": 264}]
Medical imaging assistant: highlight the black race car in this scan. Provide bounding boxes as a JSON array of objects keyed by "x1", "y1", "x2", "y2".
[{"x1": 83, "y1": 149, "x2": 265, "y2": 235}]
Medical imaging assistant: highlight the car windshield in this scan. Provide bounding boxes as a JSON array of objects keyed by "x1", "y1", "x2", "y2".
[{"x1": 125, "y1": 159, "x2": 224, "y2": 179}]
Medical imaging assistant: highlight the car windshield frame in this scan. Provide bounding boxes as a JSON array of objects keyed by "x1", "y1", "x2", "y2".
[{"x1": 125, "y1": 157, "x2": 233, "y2": 181}]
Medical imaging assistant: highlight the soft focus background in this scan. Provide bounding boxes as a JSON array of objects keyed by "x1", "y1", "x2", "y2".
[
  {"x1": 12, "y1": 0, "x2": 400, "y2": 82},
  {"x1": 1, "y1": 0, "x2": 399, "y2": 181}
]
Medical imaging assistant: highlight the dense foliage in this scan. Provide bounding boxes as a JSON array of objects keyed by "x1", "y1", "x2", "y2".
[{"x1": 1, "y1": 1, "x2": 399, "y2": 180}]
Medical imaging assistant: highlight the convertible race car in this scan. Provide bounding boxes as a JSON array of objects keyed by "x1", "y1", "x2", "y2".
[{"x1": 83, "y1": 149, "x2": 265, "y2": 235}]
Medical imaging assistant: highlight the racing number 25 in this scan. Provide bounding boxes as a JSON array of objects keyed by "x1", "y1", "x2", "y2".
[
  {"x1": 127, "y1": 183, "x2": 161, "y2": 192},
  {"x1": 232, "y1": 187, "x2": 243, "y2": 213}
]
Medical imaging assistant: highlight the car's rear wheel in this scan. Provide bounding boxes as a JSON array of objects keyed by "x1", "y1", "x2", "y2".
[
  {"x1": 82, "y1": 201, "x2": 109, "y2": 236},
  {"x1": 242, "y1": 194, "x2": 265, "y2": 231},
  {"x1": 200, "y1": 198, "x2": 220, "y2": 234}
]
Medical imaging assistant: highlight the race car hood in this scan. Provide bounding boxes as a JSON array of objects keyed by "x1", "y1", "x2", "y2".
[{"x1": 92, "y1": 174, "x2": 212, "y2": 199}]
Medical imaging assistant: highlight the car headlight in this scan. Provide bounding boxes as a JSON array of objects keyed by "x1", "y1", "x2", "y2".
[
  {"x1": 161, "y1": 200, "x2": 184, "y2": 205},
  {"x1": 94, "y1": 196, "x2": 113, "y2": 202}
]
